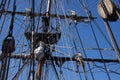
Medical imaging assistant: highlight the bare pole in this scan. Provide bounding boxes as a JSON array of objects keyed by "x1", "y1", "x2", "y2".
[
  {"x1": 36, "y1": 60, "x2": 43, "y2": 80},
  {"x1": 103, "y1": 19, "x2": 120, "y2": 62},
  {"x1": 0, "y1": 53, "x2": 119, "y2": 63},
  {"x1": 47, "y1": 0, "x2": 51, "y2": 13}
]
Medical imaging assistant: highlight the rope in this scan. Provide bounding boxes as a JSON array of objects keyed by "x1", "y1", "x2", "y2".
[
  {"x1": 0, "y1": 0, "x2": 16, "y2": 80},
  {"x1": 6, "y1": 0, "x2": 16, "y2": 79},
  {"x1": 89, "y1": 22, "x2": 111, "y2": 80},
  {"x1": 8, "y1": 0, "x2": 16, "y2": 36},
  {"x1": 0, "y1": 0, "x2": 11, "y2": 35},
  {"x1": 0, "y1": 0, "x2": 4, "y2": 9},
  {"x1": 100, "y1": 0, "x2": 110, "y2": 18},
  {"x1": 0, "y1": 0, "x2": 7, "y2": 19},
  {"x1": 93, "y1": 20, "x2": 113, "y2": 47},
  {"x1": 77, "y1": 0, "x2": 95, "y2": 80},
  {"x1": 74, "y1": 24, "x2": 92, "y2": 80},
  {"x1": 59, "y1": 0, "x2": 77, "y2": 80},
  {"x1": 36, "y1": 0, "x2": 43, "y2": 32}
]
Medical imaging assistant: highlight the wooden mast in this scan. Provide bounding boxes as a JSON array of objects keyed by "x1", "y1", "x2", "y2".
[
  {"x1": 36, "y1": 60, "x2": 43, "y2": 80},
  {"x1": 36, "y1": 0, "x2": 51, "y2": 80}
]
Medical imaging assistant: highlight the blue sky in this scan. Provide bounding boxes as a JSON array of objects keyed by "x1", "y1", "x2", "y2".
[{"x1": 0, "y1": 0, "x2": 120, "y2": 80}]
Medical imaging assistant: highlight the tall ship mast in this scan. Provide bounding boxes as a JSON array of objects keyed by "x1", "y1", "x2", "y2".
[{"x1": 0, "y1": 0, "x2": 120, "y2": 80}]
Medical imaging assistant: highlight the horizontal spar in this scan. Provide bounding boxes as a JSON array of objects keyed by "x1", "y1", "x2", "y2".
[
  {"x1": 0, "y1": 10, "x2": 96, "y2": 22},
  {"x1": 51, "y1": 56, "x2": 119, "y2": 63},
  {"x1": 0, "y1": 53, "x2": 119, "y2": 63}
]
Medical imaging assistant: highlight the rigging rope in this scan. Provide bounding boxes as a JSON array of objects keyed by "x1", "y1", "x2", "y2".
[
  {"x1": 74, "y1": 24, "x2": 92, "y2": 80},
  {"x1": 59, "y1": 0, "x2": 78, "y2": 80},
  {"x1": 0, "y1": 0, "x2": 4, "y2": 9},
  {"x1": 6, "y1": 0, "x2": 16, "y2": 79},
  {"x1": 0, "y1": 0, "x2": 10, "y2": 35},
  {"x1": 89, "y1": 21, "x2": 111, "y2": 80},
  {"x1": 93, "y1": 20, "x2": 113, "y2": 47},
  {"x1": 77, "y1": 0, "x2": 95, "y2": 80},
  {"x1": 69, "y1": 22, "x2": 86, "y2": 79},
  {"x1": 30, "y1": 0, "x2": 35, "y2": 79},
  {"x1": 0, "y1": 0, "x2": 16, "y2": 80},
  {"x1": 93, "y1": 63, "x2": 120, "y2": 75},
  {"x1": 36, "y1": 0, "x2": 43, "y2": 32},
  {"x1": 0, "y1": 0, "x2": 7, "y2": 19},
  {"x1": 79, "y1": 1, "x2": 112, "y2": 79}
]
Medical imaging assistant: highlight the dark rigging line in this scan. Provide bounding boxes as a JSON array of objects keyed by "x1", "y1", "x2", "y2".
[
  {"x1": 77, "y1": 0, "x2": 95, "y2": 80},
  {"x1": 93, "y1": 20, "x2": 113, "y2": 48},
  {"x1": 94, "y1": 63, "x2": 120, "y2": 76},
  {"x1": 89, "y1": 22, "x2": 111, "y2": 80},
  {"x1": 36, "y1": 0, "x2": 43, "y2": 32},
  {"x1": 0, "y1": 0, "x2": 4, "y2": 9},
  {"x1": 69, "y1": 23, "x2": 84, "y2": 80},
  {"x1": 31, "y1": 0, "x2": 35, "y2": 79},
  {"x1": 74, "y1": 24, "x2": 95, "y2": 80},
  {"x1": 0, "y1": 0, "x2": 10, "y2": 35},
  {"x1": 54, "y1": 0, "x2": 64, "y2": 79},
  {"x1": 51, "y1": 61, "x2": 60, "y2": 80},
  {"x1": 5, "y1": 0, "x2": 16, "y2": 79},
  {"x1": 0, "y1": 0, "x2": 15, "y2": 80},
  {"x1": 0, "y1": 0, "x2": 7, "y2": 19}
]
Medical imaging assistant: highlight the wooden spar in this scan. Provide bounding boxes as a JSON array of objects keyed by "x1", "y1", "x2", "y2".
[
  {"x1": 47, "y1": 0, "x2": 51, "y2": 12},
  {"x1": 0, "y1": 53, "x2": 119, "y2": 63},
  {"x1": 36, "y1": 60, "x2": 43, "y2": 80},
  {"x1": 0, "y1": 10, "x2": 96, "y2": 22}
]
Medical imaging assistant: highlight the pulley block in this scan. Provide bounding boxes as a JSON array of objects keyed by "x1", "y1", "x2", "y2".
[
  {"x1": 2, "y1": 35, "x2": 15, "y2": 53},
  {"x1": 98, "y1": 0, "x2": 119, "y2": 21}
]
